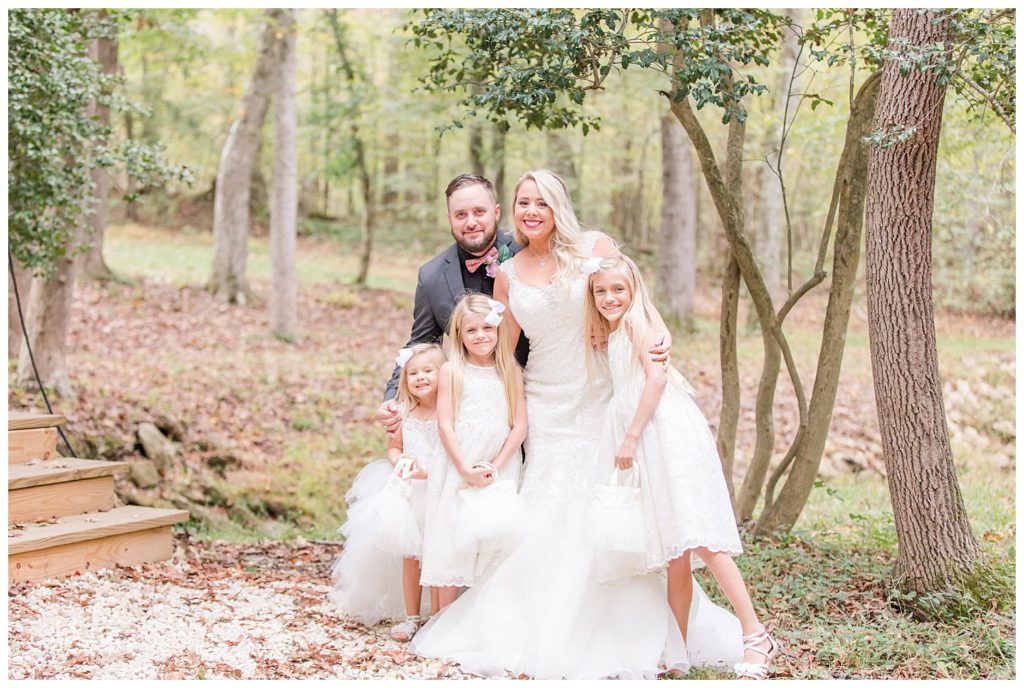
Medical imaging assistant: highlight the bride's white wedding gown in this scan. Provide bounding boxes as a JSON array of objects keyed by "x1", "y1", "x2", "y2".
[{"x1": 411, "y1": 237, "x2": 742, "y2": 678}]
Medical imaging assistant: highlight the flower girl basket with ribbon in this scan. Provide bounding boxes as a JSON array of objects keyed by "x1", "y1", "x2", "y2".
[
  {"x1": 585, "y1": 464, "x2": 647, "y2": 554},
  {"x1": 366, "y1": 457, "x2": 422, "y2": 556},
  {"x1": 455, "y1": 462, "x2": 524, "y2": 554}
]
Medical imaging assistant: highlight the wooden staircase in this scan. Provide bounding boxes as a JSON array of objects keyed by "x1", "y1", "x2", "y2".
[{"x1": 8, "y1": 411, "x2": 189, "y2": 584}]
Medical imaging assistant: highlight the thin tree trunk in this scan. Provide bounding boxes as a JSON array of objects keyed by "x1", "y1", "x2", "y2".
[
  {"x1": 326, "y1": 10, "x2": 374, "y2": 286},
  {"x1": 80, "y1": 23, "x2": 118, "y2": 281},
  {"x1": 756, "y1": 71, "x2": 882, "y2": 534},
  {"x1": 546, "y1": 130, "x2": 578, "y2": 201},
  {"x1": 124, "y1": 110, "x2": 139, "y2": 221},
  {"x1": 210, "y1": 9, "x2": 285, "y2": 304},
  {"x1": 270, "y1": 10, "x2": 298, "y2": 341},
  {"x1": 865, "y1": 9, "x2": 981, "y2": 593},
  {"x1": 8, "y1": 255, "x2": 32, "y2": 359},
  {"x1": 718, "y1": 254, "x2": 741, "y2": 501},
  {"x1": 493, "y1": 122, "x2": 507, "y2": 209},
  {"x1": 658, "y1": 112, "x2": 697, "y2": 331}
]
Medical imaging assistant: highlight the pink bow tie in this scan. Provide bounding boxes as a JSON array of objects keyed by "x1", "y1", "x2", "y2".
[{"x1": 465, "y1": 246, "x2": 499, "y2": 274}]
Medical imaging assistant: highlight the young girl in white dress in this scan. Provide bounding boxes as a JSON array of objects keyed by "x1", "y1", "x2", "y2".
[
  {"x1": 420, "y1": 293, "x2": 527, "y2": 611},
  {"x1": 329, "y1": 343, "x2": 445, "y2": 642},
  {"x1": 584, "y1": 254, "x2": 780, "y2": 680}
]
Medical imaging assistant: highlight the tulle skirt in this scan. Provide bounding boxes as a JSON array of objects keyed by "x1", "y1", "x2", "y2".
[
  {"x1": 329, "y1": 459, "x2": 429, "y2": 626},
  {"x1": 410, "y1": 500, "x2": 743, "y2": 678}
]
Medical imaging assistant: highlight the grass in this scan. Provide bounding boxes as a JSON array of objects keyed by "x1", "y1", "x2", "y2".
[{"x1": 105, "y1": 222, "x2": 423, "y2": 292}]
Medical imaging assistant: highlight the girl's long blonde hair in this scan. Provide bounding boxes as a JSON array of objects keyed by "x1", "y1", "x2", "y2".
[
  {"x1": 512, "y1": 169, "x2": 592, "y2": 284},
  {"x1": 445, "y1": 293, "x2": 520, "y2": 426},
  {"x1": 395, "y1": 343, "x2": 447, "y2": 419},
  {"x1": 583, "y1": 255, "x2": 695, "y2": 395}
]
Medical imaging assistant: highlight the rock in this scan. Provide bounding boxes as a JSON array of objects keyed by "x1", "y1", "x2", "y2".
[
  {"x1": 128, "y1": 460, "x2": 161, "y2": 489},
  {"x1": 203, "y1": 453, "x2": 240, "y2": 476},
  {"x1": 197, "y1": 432, "x2": 232, "y2": 452},
  {"x1": 153, "y1": 414, "x2": 187, "y2": 443},
  {"x1": 137, "y1": 422, "x2": 177, "y2": 470}
]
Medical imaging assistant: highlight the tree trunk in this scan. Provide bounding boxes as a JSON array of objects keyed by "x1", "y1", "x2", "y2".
[
  {"x1": 16, "y1": 225, "x2": 80, "y2": 397},
  {"x1": 865, "y1": 9, "x2": 981, "y2": 593},
  {"x1": 546, "y1": 130, "x2": 578, "y2": 201},
  {"x1": 210, "y1": 9, "x2": 285, "y2": 304},
  {"x1": 8, "y1": 255, "x2": 32, "y2": 359},
  {"x1": 123, "y1": 110, "x2": 139, "y2": 221},
  {"x1": 326, "y1": 10, "x2": 374, "y2": 286},
  {"x1": 80, "y1": 23, "x2": 118, "y2": 281},
  {"x1": 756, "y1": 71, "x2": 882, "y2": 534},
  {"x1": 717, "y1": 254, "x2": 741, "y2": 501},
  {"x1": 756, "y1": 9, "x2": 799, "y2": 307},
  {"x1": 657, "y1": 112, "x2": 697, "y2": 331},
  {"x1": 493, "y1": 122, "x2": 507, "y2": 210},
  {"x1": 270, "y1": 10, "x2": 298, "y2": 341}
]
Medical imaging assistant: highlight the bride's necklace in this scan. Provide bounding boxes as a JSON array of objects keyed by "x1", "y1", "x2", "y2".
[{"x1": 527, "y1": 245, "x2": 552, "y2": 267}]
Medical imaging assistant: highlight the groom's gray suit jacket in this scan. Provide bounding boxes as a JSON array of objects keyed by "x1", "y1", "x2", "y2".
[{"x1": 384, "y1": 230, "x2": 529, "y2": 400}]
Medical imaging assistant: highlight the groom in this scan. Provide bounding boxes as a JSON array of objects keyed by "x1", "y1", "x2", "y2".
[{"x1": 376, "y1": 173, "x2": 528, "y2": 432}]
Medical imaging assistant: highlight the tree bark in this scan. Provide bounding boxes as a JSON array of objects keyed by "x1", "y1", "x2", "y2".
[
  {"x1": 657, "y1": 112, "x2": 697, "y2": 331},
  {"x1": 865, "y1": 8, "x2": 981, "y2": 592},
  {"x1": 8, "y1": 255, "x2": 32, "y2": 359},
  {"x1": 270, "y1": 10, "x2": 298, "y2": 341},
  {"x1": 546, "y1": 129, "x2": 578, "y2": 201},
  {"x1": 756, "y1": 9, "x2": 799, "y2": 306},
  {"x1": 210, "y1": 9, "x2": 285, "y2": 304},
  {"x1": 80, "y1": 22, "x2": 118, "y2": 281},
  {"x1": 756, "y1": 71, "x2": 882, "y2": 534},
  {"x1": 326, "y1": 10, "x2": 374, "y2": 286},
  {"x1": 717, "y1": 254, "x2": 741, "y2": 500},
  {"x1": 493, "y1": 122, "x2": 507, "y2": 209},
  {"x1": 16, "y1": 224, "x2": 81, "y2": 397}
]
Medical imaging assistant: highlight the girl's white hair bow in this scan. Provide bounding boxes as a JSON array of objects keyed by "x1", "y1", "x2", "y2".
[
  {"x1": 395, "y1": 347, "x2": 414, "y2": 368},
  {"x1": 485, "y1": 298, "x2": 506, "y2": 326},
  {"x1": 581, "y1": 257, "x2": 603, "y2": 276}
]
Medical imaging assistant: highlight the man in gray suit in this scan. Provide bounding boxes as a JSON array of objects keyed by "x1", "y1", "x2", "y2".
[{"x1": 376, "y1": 173, "x2": 528, "y2": 432}]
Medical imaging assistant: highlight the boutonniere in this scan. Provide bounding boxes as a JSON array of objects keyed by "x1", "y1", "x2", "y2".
[{"x1": 485, "y1": 244, "x2": 513, "y2": 278}]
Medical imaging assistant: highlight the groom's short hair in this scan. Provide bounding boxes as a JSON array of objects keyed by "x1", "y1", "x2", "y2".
[{"x1": 445, "y1": 174, "x2": 497, "y2": 205}]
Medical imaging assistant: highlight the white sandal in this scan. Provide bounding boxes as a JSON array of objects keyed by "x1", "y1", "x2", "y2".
[
  {"x1": 390, "y1": 615, "x2": 421, "y2": 642},
  {"x1": 733, "y1": 625, "x2": 780, "y2": 680}
]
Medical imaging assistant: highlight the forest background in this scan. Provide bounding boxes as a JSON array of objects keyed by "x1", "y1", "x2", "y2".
[{"x1": 6, "y1": 7, "x2": 1016, "y2": 679}]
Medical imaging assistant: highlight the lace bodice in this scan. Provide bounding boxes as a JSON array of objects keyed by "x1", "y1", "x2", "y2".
[
  {"x1": 500, "y1": 233, "x2": 611, "y2": 508},
  {"x1": 402, "y1": 415, "x2": 441, "y2": 468},
  {"x1": 454, "y1": 363, "x2": 508, "y2": 434}
]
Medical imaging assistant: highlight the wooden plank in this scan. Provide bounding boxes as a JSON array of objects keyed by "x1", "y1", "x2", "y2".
[
  {"x1": 8, "y1": 411, "x2": 67, "y2": 431},
  {"x1": 9, "y1": 476, "x2": 116, "y2": 525},
  {"x1": 8, "y1": 457, "x2": 127, "y2": 490},
  {"x1": 9, "y1": 525, "x2": 176, "y2": 584},
  {"x1": 8, "y1": 428, "x2": 58, "y2": 463},
  {"x1": 8, "y1": 506, "x2": 189, "y2": 555}
]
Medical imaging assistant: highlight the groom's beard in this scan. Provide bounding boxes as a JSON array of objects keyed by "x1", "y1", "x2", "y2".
[{"x1": 453, "y1": 225, "x2": 497, "y2": 255}]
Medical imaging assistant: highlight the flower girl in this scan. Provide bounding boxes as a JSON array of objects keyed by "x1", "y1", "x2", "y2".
[
  {"x1": 584, "y1": 255, "x2": 780, "y2": 680},
  {"x1": 420, "y1": 293, "x2": 527, "y2": 611},
  {"x1": 329, "y1": 343, "x2": 445, "y2": 642}
]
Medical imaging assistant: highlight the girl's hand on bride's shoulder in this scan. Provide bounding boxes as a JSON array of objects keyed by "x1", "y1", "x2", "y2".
[{"x1": 648, "y1": 334, "x2": 672, "y2": 366}]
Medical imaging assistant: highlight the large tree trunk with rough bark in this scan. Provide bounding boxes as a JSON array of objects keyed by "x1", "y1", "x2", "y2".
[
  {"x1": 657, "y1": 112, "x2": 698, "y2": 331},
  {"x1": 8, "y1": 256, "x2": 32, "y2": 359},
  {"x1": 270, "y1": 10, "x2": 298, "y2": 340},
  {"x1": 865, "y1": 8, "x2": 981, "y2": 593},
  {"x1": 210, "y1": 9, "x2": 285, "y2": 304},
  {"x1": 756, "y1": 71, "x2": 882, "y2": 534},
  {"x1": 80, "y1": 24, "x2": 118, "y2": 281}
]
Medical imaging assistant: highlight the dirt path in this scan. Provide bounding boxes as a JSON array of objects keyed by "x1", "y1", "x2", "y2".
[{"x1": 8, "y1": 536, "x2": 473, "y2": 680}]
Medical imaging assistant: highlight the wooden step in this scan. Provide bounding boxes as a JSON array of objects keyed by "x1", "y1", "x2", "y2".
[
  {"x1": 9, "y1": 458, "x2": 128, "y2": 525},
  {"x1": 9, "y1": 428, "x2": 58, "y2": 463},
  {"x1": 8, "y1": 506, "x2": 190, "y2": 584},
  {"x1": 8, "y1": 411, "x2": 67, "y2": 431}
]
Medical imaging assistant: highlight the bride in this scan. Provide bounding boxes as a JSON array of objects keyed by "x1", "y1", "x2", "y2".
[{"x1": 410, "y1": 170, "x2": 742, "y2": 679}]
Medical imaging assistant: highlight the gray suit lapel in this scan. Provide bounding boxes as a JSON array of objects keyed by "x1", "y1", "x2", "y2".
[{"x1": 441, "y1": 245, "x2": 464, "y2": 305}]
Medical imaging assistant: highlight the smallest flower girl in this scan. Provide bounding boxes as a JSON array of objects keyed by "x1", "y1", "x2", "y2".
[{"x1": 329, "y1": 343, "x2": 446, "y2": 642}]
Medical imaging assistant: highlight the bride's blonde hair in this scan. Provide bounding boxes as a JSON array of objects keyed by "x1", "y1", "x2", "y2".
[
  {"x1": 512, "y1": 170, "x2": 592, "y2": 284},
  {"x1": 444, "y1": 293, "x2": 520, "y2": 426},
  {"x1": 583, "y1": 255, "x2": 694, "y2": 394}
]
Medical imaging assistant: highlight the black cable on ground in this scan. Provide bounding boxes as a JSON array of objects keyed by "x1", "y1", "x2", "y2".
[{"x1": 8, "y1": 249, "x2": 76, "y2": 457}]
